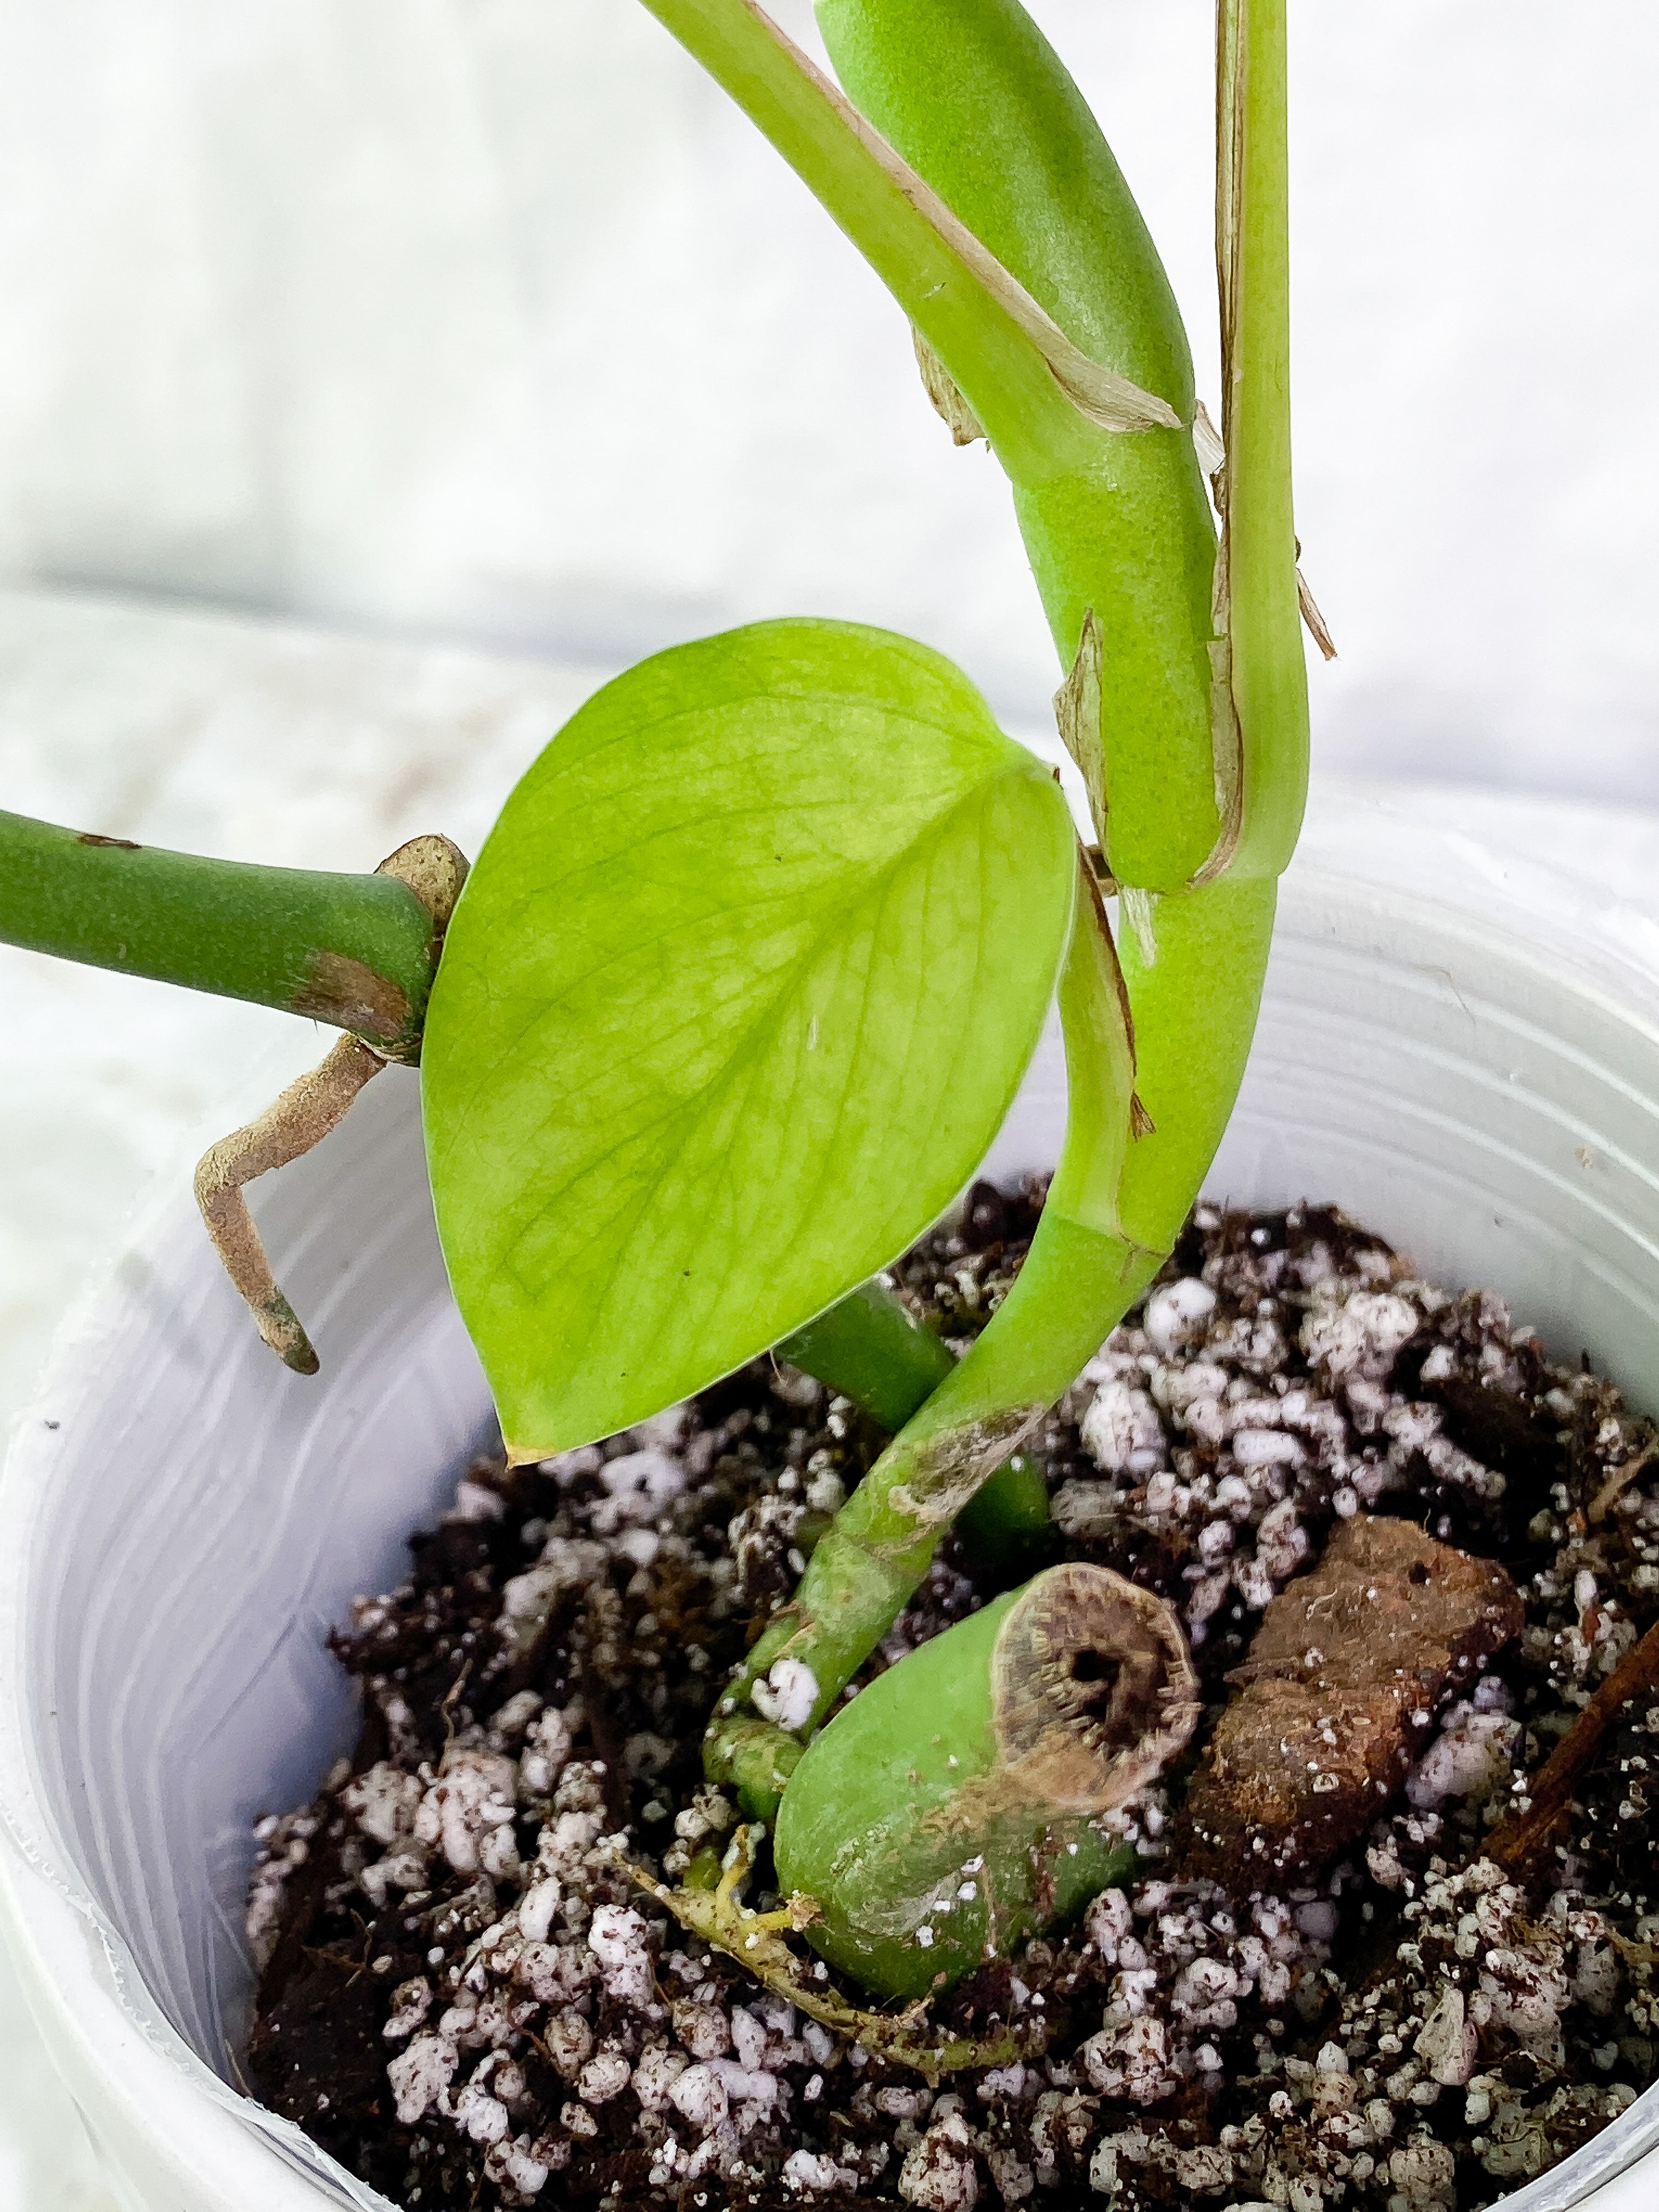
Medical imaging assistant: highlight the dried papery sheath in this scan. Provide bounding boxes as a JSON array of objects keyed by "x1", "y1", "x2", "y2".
[
  {"x1": 1192, "y1": 397, "x2": 1227, "y2": 481},
  {"x1": 772, "y1": 1562, "x2": 1197, "y2": 1999},
  {"x1": 1297, "y1": 566, "x2": 1338, "y2": 660},
  {"x1": 913, "y1": 328, "x2": 986, "y2": 446},
  {"x1": 1120, "y1": 885, "x2": 1159, "y2": 968},
  {"x1": 1053, "y1": 607, "x2": 1107, "y2": 847}
]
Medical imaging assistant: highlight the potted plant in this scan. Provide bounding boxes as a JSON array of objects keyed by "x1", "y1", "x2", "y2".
[{"x1": 1, "y1": 4, "x2": 1657, "y2": 2209}]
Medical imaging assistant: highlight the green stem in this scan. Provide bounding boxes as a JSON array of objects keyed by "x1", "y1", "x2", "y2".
[
  {"x1": 817, "y1": 0, "x2": 1220, "y2": 889},
  {"x1": 1114, "y1": 879, "x2": 1279, "y2": 1255},
  {"x1": 708, "y1": 875, "x2": 1278, "y2": 1822},
  {"x1": 1214, "y1": 0, "x2": 1308, "y2": 879},
  {"x1": 787, "y1": 1274, "x2": 1057, "y2": 1566},
  {"x1": 956, "y1": 1453, "x2": 1054, "y2": 1558},
  {"x1": 782, "y1": 1274, "x2": 1052, "y2": 1558},
  {"x1": 701, "y1": 1, "x2": 1305, "y2": 1834},
  {"x1": 628, "y1": 0, "x2": 1070, "y2": 479},
  {"x1": 778, "y1": 1278, "x2": 952, "y2": 1431},
  {"x1": 0, "y1": 809, "x2": 438, "y2": 1055},
  {"x1": 633, "y1": 0, "x2": 1153, "y2": 481},
  {"x1": 711, "y1": 1219, "x2": 1161, "y2": 1819}
]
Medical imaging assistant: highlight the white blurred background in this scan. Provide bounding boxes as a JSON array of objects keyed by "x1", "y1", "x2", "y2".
[
  {"x1": 0, "y1": 3, "x2": 1655, "y2": 2202},
  {"x1": 1, "y1": 2, "x2": 1656, "y2": 789}
]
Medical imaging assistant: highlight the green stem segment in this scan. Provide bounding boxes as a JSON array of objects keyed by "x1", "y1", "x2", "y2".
[
  {"x1": 1213, "y1": 0, "x2": 1308, "y2": 879},
  {"x1": 781, "y1": 1273, "x2": 1052, "y2": 1558},
  {"x1": 633, "y1": 0, "x2": 1163, "y2": 479},
  {"x1": 1114, "y1": 881, "x2": 1279, "y2": 1255},
  {"x1": 778, "y1": 1279, "x2": 952, "y2": 1431},
  {"x1": 636, "y1": 0, "x2": 1214, "y2": 890},
  {"x1": 0, "y1": 809, "x2": 440, "y2": 1057},
  {"x1": 816, "y1": 0, "x2": 1220, "y2": 889},
  {"x1": 712, "y1": 875, "x2": 1278, "y2": 1822},
  {"x1": 710, "y1": 1214, "x2": 1162, "y2": 1819}
]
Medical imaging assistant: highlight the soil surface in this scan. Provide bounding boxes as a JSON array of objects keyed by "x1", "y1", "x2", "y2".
[{"x1": 245, "y1": 1192, "x2": 1659, "y2": 2210}]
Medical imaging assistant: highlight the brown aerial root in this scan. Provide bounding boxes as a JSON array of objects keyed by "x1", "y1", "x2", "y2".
[
  {"x1": 1587, "y1": 1439, "x2": 1659, "y2": 1526},
  {"x1": 195, "y1": 1035, "x2": 386, "y2": 1373},
  {"x1": 1486, "y1": 1612, "x2": 1659, "y2": 1874},
  {"x1": 194, "y1": 832, "x2": 468, "y2": 1374},
  {"x1": 628, "y1": 1824, "x2": 1045, "y2": 2081}
]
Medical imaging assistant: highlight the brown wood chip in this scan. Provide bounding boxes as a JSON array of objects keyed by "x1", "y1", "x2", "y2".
[{"x1": 1177, "y1": 1515, "x2": 1523, "y2": 1886}]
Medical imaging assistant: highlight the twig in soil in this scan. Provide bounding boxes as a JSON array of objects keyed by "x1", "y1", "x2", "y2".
[
  {"x1": 1486, "y1": 1613, "x2": 1659, "y2": 1873},
  {"x1": 627, "y1": 1825, "x2": 1045, "y2": 2082},
  {"x1": 441, "y1": 1658, "x2": 472, "y2": 1744},
  {"x1": 1587, "y1": 1441, "x2": 1659, "y2": 1525},
  {"x1": 300, "y1": 1942, "x2": 371, "y2": 1979},
  {"x1": 195, "y1": 1034, "x2": 386, "y2": 1373}
]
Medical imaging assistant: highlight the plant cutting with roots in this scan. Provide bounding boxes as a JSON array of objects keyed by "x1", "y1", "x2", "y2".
[{"x1": 0, "y1": 0, "x2": 1326, "y2": 2034}]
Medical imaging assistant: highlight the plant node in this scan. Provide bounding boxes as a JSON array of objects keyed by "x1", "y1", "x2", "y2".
[
  {"x1": 912, "y1": 329, "x2": 986, "y2": 446},
  {"x1": 628, "y1": 1823, "x2": 1045, "y2": 2080},
  {"x1": 770, "y1": 1565, "x2": 1187, "y2": 1996},
  {"x1": 194, "y1": 832, "x2": 469, "y2": 1372}
]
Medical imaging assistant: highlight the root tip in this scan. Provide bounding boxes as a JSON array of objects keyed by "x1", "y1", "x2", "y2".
[{"x1": 257, "y1": 1297, "x2": 320, "y2": 1376}]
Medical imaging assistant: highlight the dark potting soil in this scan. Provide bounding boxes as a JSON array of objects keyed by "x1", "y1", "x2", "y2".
[{"x1": 245, "y1": 1192, "x2": 1659, "y2": 2212}]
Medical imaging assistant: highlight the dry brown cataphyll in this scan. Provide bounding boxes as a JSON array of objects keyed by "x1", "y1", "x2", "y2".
[{"x1": 246, "y1": 1190, "x2": 1659, "y2": 2211}]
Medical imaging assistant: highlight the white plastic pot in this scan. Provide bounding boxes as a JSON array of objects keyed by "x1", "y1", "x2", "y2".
[{"x1": 3, "y1": 786, "x2": 1659, "y2": 2212}]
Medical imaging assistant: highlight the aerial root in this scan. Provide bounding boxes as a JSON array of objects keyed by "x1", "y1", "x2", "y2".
[
  {"x1": 195, "y1": 1035, "x2": 386, "y2": 1373},
  {"x1": 628, "y1": 1823, "x2": 1045, "y2": 2081},
  {"x1": 193, "y1": 831, "x2": 468, "y2": 1373}
]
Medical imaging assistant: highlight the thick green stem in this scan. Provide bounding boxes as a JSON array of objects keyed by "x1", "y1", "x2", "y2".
[
  {"x1": 710, "y1": 1213, "x2": 1161, "y2": 1818},
  {"x1": 1213, "y1": 0, "x2": 1308, "y2": 879},
  {"x1": 709, "y1": 880, "x2": 1279, "y2": 1821},
  {"x1": 1114, "y1": 878, "x2": 1279, "y2": 1254},
  {"x1": 817, "y1": 0, "x2": 1220, "y2": 890},
  {"x1": 774, "y1": 1564, "x2": 1180, "y2": 1999},
  {"x1": 0, "y1": 809, "x2": 438, "y2": 1054}
]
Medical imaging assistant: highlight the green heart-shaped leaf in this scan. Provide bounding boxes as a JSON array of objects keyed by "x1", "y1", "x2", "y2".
[{"x1": 421, "y1": 619, "x2": 1075, "y2": 1458}]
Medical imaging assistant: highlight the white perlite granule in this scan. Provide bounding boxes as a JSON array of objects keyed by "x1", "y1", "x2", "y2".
[{"x1": 751, "y1": 1655, "x2": 820, "y2": 1733}]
